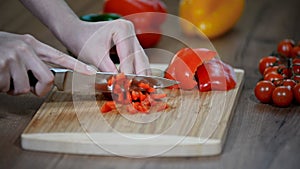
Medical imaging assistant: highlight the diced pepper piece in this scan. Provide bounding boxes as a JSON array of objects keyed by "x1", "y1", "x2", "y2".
[
  {"x1": 131, "y1": 91, "x2": 140, "y2": 101},
  {"x1": 147, "y1": 87, "x2": 156, "y2": 93},
  {"x1": 138, "y1": 82, "x2": 151, "y2": 90},
  {"x1": 139, "y1": 91, "x2": 147, "y2": 101},
  {"x1": 100, "y1": 101, "x2": 116, "y2": 113},
  {"x1": 107, "y1": 77, "x2": 113, "y2": 86}
]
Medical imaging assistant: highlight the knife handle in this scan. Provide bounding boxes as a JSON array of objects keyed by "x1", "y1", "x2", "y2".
[{"x1": 9, "y1": 70, "x2": 55, "y2": 91}]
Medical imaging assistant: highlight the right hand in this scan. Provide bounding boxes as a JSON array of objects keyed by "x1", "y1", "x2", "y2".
[
  {"x1": 18, "y1": 0, "x2": 151, "y2": 74},
  {"x1": 60, "y1": 19, "x2": 151, "y2": 75},
  {"x1": 0, "y1": 31, "x2": 96, "y2": 97}
]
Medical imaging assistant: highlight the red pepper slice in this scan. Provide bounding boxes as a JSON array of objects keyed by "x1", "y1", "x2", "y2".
[
  {"x1": 196, "y1": 58, "x2": 236, "y2": 92},
  {"x1": 100, "y1": 101, "x2": 116, "y2": 113},
  {"x1": 164, "y1": 48, "x2": 216, "y2": 90},
  {"x1": 100, "y1": 73, "x2": 169, "y2": 114}
]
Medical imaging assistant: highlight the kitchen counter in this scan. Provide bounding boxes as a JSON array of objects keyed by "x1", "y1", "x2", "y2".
[{"x1": 0, "y1": 0, "x2": 299, "y2": 169}]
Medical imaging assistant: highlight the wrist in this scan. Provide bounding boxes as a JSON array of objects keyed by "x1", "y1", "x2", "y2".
[
  {"x1": 50, "y1": 16, "x2": 82, "y2": 52},
  {"x1": 57, "y1": 20, "x2": 95, "y2": 57},
  {"x1": 19, "y1": 0, "x2": 83, "y2": 54}
]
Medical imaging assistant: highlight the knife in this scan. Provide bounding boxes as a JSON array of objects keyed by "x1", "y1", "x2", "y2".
[{"x1": 10, "y1": 68, "x2": 179, "y2": 92}]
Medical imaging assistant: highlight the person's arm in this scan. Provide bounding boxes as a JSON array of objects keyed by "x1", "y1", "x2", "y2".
[
  {"x1": 19, "y1": 0, "x2": 81, "y2": 52},
  {"x1": 19, "y1": 0, "x2": 150, "y2": 74}
]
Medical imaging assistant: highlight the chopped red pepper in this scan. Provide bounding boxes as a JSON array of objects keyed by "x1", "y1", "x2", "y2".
[
  {"x1": 196, "y1": 58, "x2": 237, "y2": 92},
  {"x1": 164, "y1": 48, "x2": 216, "y2": 90},
  {"x1": 138, "y1": 82, "x2": 151, "y2": 90},
  {"x1": 100, "y1": 101, "x2": 116, "y2": 113},
  {"x1": 164, "y1": 48, "x2": 237, "y2": 92},
  {"x1": 100, "y1": 73, "x2": 169, "y2": 114}
]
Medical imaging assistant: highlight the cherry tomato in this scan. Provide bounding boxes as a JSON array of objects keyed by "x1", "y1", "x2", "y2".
[
  {"x1": 293, "y1": 58, "x2": 300, "y2": 75},
  {"x1": 272, "y1": 86, "x2": 293, "y2": 107},
  {"x1": 293, "y1": 63, "x2": 300, "y2": 75},
  {"x1": 293, "y1": 83, "x2": 300, "y2": 104},
  {"x1": 259, "y1": 56, "x2": 279, "y2": 75},
  {"x1": 263, "y1": 65, "x2": 291, "y2": 79},
  {"x1": 282, "y1": 67, "x2": 293, "y2": 79},
  {"x1": 280, "y1": 39, "x2": 295, "y2": 46},
  {"x1": 255, "y1": 38, "x2": 300, "y2": 108},
  {"x1": 277, "y1": 40, "x2": 294, "y2": 58},
  {"x1": 293, "y1": 75, "x2": 300, "y2": 83},
  {"x1": 263, "y1": 66, "x2": 279, "y2": 76},
  {"x1": 272, "y1": 79, "x2": 283, "y2": 87},
  {"x1": 254, "y1": 80, "x2": 276, "y2": 103},
  {"x1": 293, "y1": 58, "x2": 300, "y2": 64},
  {"x1": 263, "y1": 65, "x2": 287, "y2": 76},
  {"x1": 282, "y1": 79, "x2": 297, "y2": 89},
  {"x1": 291, "y1": 46, "x2": 300, "y2": 58},
  {"x1": 264, "y1": 72, "x2": 284, "y2": 82}
]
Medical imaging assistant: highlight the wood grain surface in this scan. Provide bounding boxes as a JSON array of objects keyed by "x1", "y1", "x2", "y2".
[
  {"x1": 21, "y1": 67, "x2": 244, "y2": 157},
  {"x1": 0, "y1": 0, "x2": 300, "y2": 168}
]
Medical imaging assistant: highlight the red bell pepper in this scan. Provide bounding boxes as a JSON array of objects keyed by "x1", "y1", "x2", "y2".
[
  {"x1": 103, "y1": 0, "x2": 167, "y2": 48},
  {"x1": 164, "y1": 48, "x2": 217, "y2": 90},
  {"x1": 164, "y1": 48, "x2": 236, "y2": 91},
  {"x1": 196, "y1": 58, "x2": 237, "y2": 92}
]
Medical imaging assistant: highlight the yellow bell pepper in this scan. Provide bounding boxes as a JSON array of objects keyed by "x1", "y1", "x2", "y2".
[{"x1": 179, "y1": 0, "x2": 244, "y2": 39}]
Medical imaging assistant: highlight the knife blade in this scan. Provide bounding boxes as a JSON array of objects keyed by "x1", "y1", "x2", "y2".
[
  {"x1": 52, "y1": 68, "x2": 179, "y2": 91},
  {"x1": 94, "y1": 71, "x2": 178, "y2": 89},
  {"x1": 10, "y1": 68, "x2": 179, "y2": 92}
]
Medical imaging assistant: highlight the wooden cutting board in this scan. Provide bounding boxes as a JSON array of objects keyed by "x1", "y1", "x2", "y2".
[{"x1": 21, "y1": 65, "x2": 244, "y2": 157}]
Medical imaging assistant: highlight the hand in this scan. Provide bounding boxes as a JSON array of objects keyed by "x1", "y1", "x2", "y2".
[
  {"x1": 60, "y1": 19, "x2": 151, "y2": 75},
  {"x1": 0, "y1": 32, "x2": 96, "y2": 96},
  {"x1": 19, "y1": 0, "x2": 150, "y2": 74}
]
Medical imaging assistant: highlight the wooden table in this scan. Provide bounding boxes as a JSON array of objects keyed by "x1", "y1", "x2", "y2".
[{"x1": 0, "y1": 0, "x2": 299, "y2": 168}]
